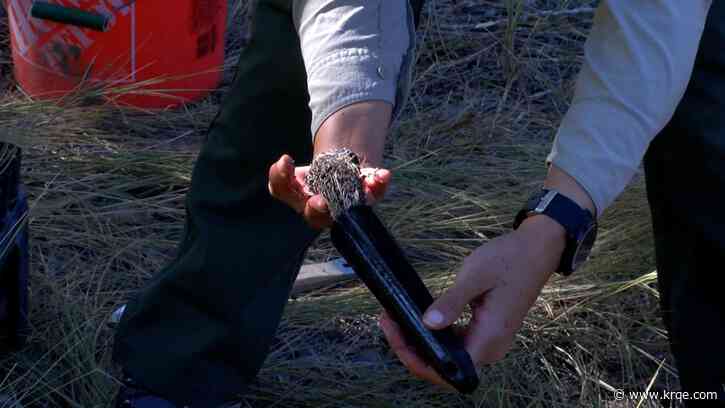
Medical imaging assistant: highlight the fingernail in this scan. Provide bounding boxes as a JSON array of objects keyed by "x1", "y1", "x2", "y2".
[{"x1": 423, "y1": 310, "x2": 444, "y2": 326}]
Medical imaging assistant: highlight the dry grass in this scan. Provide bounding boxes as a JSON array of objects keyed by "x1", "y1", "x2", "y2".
[{"x1": 0, "y1": 0, "x2": 679, "y2": 407}]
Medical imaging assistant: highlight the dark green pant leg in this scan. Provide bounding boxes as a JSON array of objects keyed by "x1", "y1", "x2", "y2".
[
  {"x1": 644, "y1": 2, "x2": 725, "y2": 405},
  {"x1": 645, "y1": 163, "x2": 725, "y2": 405},
  {"x1": 112, "y1": 0, "x2": 318, "y2": 406}
]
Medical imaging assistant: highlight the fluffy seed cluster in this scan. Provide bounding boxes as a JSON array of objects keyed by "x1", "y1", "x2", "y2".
[{"x1": 305, "y1": 148, "x2": 365, "y2": 219}]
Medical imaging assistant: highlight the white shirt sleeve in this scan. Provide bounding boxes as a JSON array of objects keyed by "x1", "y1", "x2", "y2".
[{"x1": 546, "y1": 0, "x2": 712, "y2": 217}]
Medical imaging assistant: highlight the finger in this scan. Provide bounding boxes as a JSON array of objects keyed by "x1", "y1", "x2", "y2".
[
  {"x1": 463, "y1": 291, "x2": 515, "y2": 366},
  {"x1": 423, "y1": 255, "x2": 499, "y2": 331},
  {"x1": 270, "y1": 155, "x2": 295, "y2": 188},
  {"x1": 303, "y1": 195, "x2": 333, "y2": 229},
  {"x1": 423, "y1": 280, "x2": 486, "y2": 331},
  {"x1": 379, "y1": 310, "x2": 407, "y2": 351},
  {"x1": 379, "y1": 313, "x2": 454, "y2": 390},
  {"x1": 379, "y1": 313, "x2": 449, "y2": 387},
  {"x1": 393, "y1": 342, "x2": 453, "y2": 390},
  {"x1": 363, "y1": 168, "x2": 392, "y2": 204},
  {"x1": 268, "y1": 155, "x2": 306, "y2": 212}
]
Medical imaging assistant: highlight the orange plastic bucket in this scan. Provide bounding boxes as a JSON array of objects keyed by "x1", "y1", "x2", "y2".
[{"x1": 6, "y1": 0, "x2": 226, "y2": 108}]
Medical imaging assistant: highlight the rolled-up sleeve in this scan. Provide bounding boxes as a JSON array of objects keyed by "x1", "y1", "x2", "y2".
[
  {"x1": 547, "y1": 0, "x2": 712, "y2": 217},
  {"x1": 292, "y1": 0, "x2": 416, "y2": 142}
]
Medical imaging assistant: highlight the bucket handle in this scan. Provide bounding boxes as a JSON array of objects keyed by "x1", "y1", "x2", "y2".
[{"x1": 30, "y1": 1, "x2": 110, "y2": 32}]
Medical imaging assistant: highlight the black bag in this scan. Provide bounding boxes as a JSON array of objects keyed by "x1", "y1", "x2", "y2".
[{"x1": 0, "y1": 144, "x2": 29, "y2": 349}]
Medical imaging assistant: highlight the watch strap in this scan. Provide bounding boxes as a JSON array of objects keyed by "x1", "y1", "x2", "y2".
[
  {"x1": 513, "y1": 189, "x2": 596, "y2": 275},
  {"x1": 539, "y1": 190, "x2": 593, "y2": 237}
]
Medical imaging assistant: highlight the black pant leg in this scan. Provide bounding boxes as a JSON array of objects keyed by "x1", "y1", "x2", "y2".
[{"x1": 644, "y1": 2, "x2": 725, "y2": 406}]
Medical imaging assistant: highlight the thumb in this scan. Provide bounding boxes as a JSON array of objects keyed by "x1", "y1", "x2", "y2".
[{"x1": 422, "y1": 284, "x2": 469, "y2": 330}]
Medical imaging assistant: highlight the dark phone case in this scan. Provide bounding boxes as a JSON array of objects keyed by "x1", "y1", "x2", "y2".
[{"x1": 331, "y1": 205, "x2": 479, "y2": 394}]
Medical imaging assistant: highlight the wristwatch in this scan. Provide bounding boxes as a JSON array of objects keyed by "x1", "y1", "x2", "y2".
[{"x1": 512, "y1": 189, "x2": 597, "y2": 275}]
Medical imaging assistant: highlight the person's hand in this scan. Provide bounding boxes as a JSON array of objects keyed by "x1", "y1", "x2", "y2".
[
  {"x1": 268, "y1": 154, "x2": 392, "y2": 229},
  {"x1": 378, "y1": 215, "x2": 567, "y2": 390}
]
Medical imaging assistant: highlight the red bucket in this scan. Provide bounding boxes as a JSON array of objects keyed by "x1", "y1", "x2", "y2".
[{"x1": 6, "y1": 0, "x2": 227, "y2": 108}]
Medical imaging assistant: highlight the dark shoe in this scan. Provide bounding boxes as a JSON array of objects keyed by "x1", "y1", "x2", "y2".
[{"x1": 113, "y1": 376, "x2": 181, "y2": 408}]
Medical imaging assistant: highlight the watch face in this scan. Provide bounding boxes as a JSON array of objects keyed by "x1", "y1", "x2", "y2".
[{"x1": 571, "y1": 222, "x2": 597, "y2": 271}]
